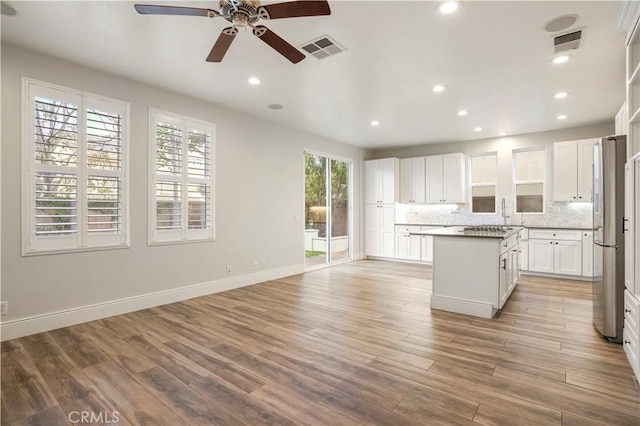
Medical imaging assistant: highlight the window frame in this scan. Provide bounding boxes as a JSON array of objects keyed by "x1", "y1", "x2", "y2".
[
  {"x1": 469, "y1": 152, "x2": 498, "y2": 214},
  {"x1": 22, "y1": 78, "x2": 130, "y2": 256},
  {"x1": 148, "y1": 108, "x2": 216, "y2": 245},
  {"x1": 512, "y1": 147, "x2": 546, "y2": 214}
]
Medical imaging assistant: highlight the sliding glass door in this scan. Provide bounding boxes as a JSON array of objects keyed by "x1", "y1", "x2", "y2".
[{"x1": 304, "y1": 152, "x2": 351, "y2": 269}]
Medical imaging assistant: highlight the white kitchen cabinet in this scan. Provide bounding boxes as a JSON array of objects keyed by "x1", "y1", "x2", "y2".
[
  {"x1": 395, "y1": 225, "x2": 421, "y2": 261},
  {"x1": 527, "y1": 229, "x2": 583, "y2": 276},
  {"x1": 365, "y1": 158, "x2": 398, "y2": 258},
  {"x1": 520, "y1": 240, "x2": 529, "y2": 271},
  {"x1": 553, "y1": 139, "x2": 597, "y2": 202},
  {"x1": 582, "y1": 231, "x2": 594, "y2": 277},
  {"x1": 426, "y1": 153, "x2": 466, "y2": 204},
  {"x1": 528, "y1": 239, "x2": 555, "y2": 273},
  {"x1": 499, "y1": 238, "x2": 520, "y2": 309},
  {"x1": 365, "y1": 204, "x2": 395, "y2": 257},
  {"x1": 419, "y1": 226, "x2": 442, "y2": 262},
  {"x1": 634, "y1": 154, "x2": 640, "y2": 298},
  {"x1": 616, "y1": 102, "x2": 628, "y2": 136},
  {"x1": 365, "y1": 158, "x2": 399, "y2": 204},
  {"x1": 626, "y1": 160, "x2": 636, "y2": 295},
  {"x1": 622, "y1": 6, "x2": 640, "y2": 383},
  {"x1": 400, "y1": 157, "x2": 426, "y2": 204},
  {"x1": 624, "y1": 290, "x2": 640, "y2": 378}
]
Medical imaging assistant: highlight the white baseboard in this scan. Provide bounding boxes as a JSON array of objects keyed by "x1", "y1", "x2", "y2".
[
  {"x1": 0, "y1": 264, "x2": 304, "y2": 342},
  {"x1": 521, "y1": 271, "x2": 592, "y2": 282},
  {"x1": 430, "y1": 295, "x2": 496, "y2": 319}
]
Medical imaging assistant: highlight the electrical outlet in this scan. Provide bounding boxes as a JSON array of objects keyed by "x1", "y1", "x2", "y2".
[
  {"x1": 261, "y1": 260, "x2": 266, "y2": 269},
  {"x1": 0, "y1": 302, "x2": 7, "y2": 316},
  {"x1": 226, "y1": 265, "x2": 232, "y2": 275},
  {"x1": 253, "y1": 261, "x2": 259, "y2": 270}
]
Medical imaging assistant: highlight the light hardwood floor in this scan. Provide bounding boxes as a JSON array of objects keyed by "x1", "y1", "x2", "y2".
[{"x1": 2, "y1": 260, "x2": 639, "y2": 425}]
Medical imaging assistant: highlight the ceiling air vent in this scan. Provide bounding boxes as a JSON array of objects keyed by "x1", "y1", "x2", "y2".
[
  {"x1": 553, "y1": 29, "x2": 583, "y2": 54},
  {"x1": 300, "y1": 35, "x2": 345, "y2": 60}
]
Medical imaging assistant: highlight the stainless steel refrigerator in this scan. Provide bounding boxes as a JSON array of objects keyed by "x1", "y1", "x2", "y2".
[{"x1": 593, "y1": 135, "x2": 626, "y2": 342}]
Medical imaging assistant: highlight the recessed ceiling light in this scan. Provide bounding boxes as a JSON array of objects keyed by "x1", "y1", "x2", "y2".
[
  {"x1": 457, "y1": 110, "x2": 468, "y2": 116},
  {"x1": 248, "y1": 77, "x2": 261, "y2": 85},
  {"x1": 439, "y1": 1, "x2": 459, "y2": 14},
  {"x1": 370, "y1": 120, "x2": 380, "y2": 126},
  {"x1": 432, "y1": 85, "x2": 445, "y2": 93},
  {"x1": 499, "y1": 132, "x2": 508, "y2": 136},
  {"x1": 554, "y1": 91, "x2": 568, "y2": 99},
  {"x1": 267, "y1": 104, "x2": 283, "y2": 110},
  {"x1": 557, "y1": 114, "x2": 568, "y2": 120},
  {"x1": 474, "y1": 127, "x2": 483, "y2": 132},
  {"x1": 552, "y1": 55, "x2": 570, "y2": 65}
]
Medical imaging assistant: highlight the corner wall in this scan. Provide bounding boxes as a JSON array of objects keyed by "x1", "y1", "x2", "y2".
[{"x1": 0, "y1": 43, "x2": 364, "y2": 340}]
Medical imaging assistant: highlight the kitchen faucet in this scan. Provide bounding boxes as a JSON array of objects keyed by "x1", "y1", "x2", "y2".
[{"x1": 501, "y1": 197, "x2": 510, "y2": 225}]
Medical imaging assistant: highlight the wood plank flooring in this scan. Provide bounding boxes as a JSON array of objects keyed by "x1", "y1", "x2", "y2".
[{"x1": 2, "y1": 260, "x2": 639, "y2": 425}]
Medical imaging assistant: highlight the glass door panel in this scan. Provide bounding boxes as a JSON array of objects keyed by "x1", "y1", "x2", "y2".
[
  {"x1": 330, "y1": 159, "x2": 350, "y2": 263},
  {"x1": 305, "y1": 153, "x2": 328, "y2": 267}
]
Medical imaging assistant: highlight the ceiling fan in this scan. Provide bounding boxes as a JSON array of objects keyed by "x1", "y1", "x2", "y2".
[{"x1": 134, "y1": 1, "x2": 331, "y2": 64}]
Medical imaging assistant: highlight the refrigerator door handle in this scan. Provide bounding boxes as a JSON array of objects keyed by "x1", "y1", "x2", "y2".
[{"x1": 595, "y1": 241, "x2": 617, "y2": 249}]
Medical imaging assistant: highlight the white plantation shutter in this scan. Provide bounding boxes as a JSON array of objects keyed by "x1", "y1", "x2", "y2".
[
  {"x1": 150, "y1": 109, "x2": 215, "y2": 244},
  {"x1": 23, "y1": 79, "x2": 129, "y2": 255}
]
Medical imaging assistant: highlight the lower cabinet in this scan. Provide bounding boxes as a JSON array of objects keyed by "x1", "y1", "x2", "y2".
[
  {"x1": 365, "y1": 204, "x2": 395, "y2": 257},
  {"x1": 624, "y1": 290, "x2": 640, "y2": 379},
  {"x1": 394, "y1": 225, "x2": 440, "y2": 262},
  {"x1": 527, "y1": 229, "x2": 583, "y2": 276},
  {"x1": 395, "y1": 231, "x2": 422, "y2": 261},
  {"x1": 582, "y1": 231, "x2": 594, "y2": 277},
  {"x1": 499, "y1": 237, "x2": 520, "y2": 309},
  {"x1": 420, "y1": 235, "x2": 434, "y2": 262}
]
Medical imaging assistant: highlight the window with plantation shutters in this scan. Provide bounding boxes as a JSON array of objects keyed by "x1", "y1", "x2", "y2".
[
  {"x1": 23, "y1": 78, "x2": 129, "y2": 255},
  {"x1": 149, "y1": 109, "x2": 215, "y2": 244}
]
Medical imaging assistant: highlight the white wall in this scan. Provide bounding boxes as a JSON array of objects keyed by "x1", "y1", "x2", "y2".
[{"x1": 1, "y1": 44, "x2": 364, "y2": 339}]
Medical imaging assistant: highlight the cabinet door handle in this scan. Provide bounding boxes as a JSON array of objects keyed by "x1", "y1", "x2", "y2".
[
  {"x1": 623, "y1": 216, "x2": 629, "y2": 233},
  {"x1": 550, "y1": 241, "x2": 553, "y2": 244},
  {"x1": 555, "y1": 242, "x2": 558, "y2": 245},
  {"x1": 573, "y1": 196, "x2": 576, "y2": 199},
  {"x1": 624, "y1": 340, "x2": 631, "y2": 345},
  {"x1": 502, "y1": 259, "x2": 506, "y2": 270},
  {"x1": 625, "y1": 308, "x2": 632, "y2": 313}
]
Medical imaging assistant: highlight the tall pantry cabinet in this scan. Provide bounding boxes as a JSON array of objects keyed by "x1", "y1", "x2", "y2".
[
  {"x1": 364, "y1": 158, "x2": 399, "y2": 257},
  {"x1": 621, "y1": 0, "x2": 640, "y2": 381}
]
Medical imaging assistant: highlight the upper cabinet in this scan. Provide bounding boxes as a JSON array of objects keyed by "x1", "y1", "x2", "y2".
[
  {"x1": 426, "y1": 153, "x2": 466, "y2": 204},
  {"x1": 616, "y1": 103, "x2": 628, "y2": 136},
  {"x1": 628, "y1": 16, "x2": 640, "y2": 158},
  {"x1": 365, "y1": 158, "x2": 399, "y2": 204},
  {"x1": 400, "y1": 157, "x2": 426, "y2": 204},
  {"x1": 553, "y1": 139, "x2": 597, "y2": 202}
]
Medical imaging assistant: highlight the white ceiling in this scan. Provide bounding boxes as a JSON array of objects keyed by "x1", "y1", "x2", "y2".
[{"x1": 1, "y1": 1, "x2": 626, "y2": 149}]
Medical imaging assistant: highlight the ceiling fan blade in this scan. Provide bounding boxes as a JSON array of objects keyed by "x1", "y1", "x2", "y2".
[
  {"x1": 134, "y1": 4, "x2": 219, "y2": 17},
  {"x1": 253, "y1": 25, "x2": 305, "y2": 64},
  {"x1": 257, "y1": 1, "x2": 331, "y2": 20},
  {"x1": 206, "y1": 27, "x2": 238, "y2": 62}
]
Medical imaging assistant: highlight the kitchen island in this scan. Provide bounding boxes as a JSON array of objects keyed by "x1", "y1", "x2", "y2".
[{"x1": 411, "y1": 226, "x2": 522, "y2": 318}]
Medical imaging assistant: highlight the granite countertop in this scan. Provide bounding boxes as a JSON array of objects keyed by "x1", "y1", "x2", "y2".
[
  {"x1": 410, "y1": 226, "x2": 523, "y2": 239},
  {"x1": 397, "y1": 223, "x2": 595, "y2": 231}
]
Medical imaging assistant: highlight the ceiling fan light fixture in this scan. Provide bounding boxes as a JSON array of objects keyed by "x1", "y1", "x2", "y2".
[{"x1": 439, "y1": 1, "x2": 459, "y2": 14}]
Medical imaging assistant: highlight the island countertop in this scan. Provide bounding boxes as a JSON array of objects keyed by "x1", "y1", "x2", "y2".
[{"x1": 410, "y1": 226, "x2": 523, "y2": 239}]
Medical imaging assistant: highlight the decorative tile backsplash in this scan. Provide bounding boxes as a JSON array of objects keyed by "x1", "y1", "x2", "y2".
[{"x1": 396, "y1": 201, "x2": 593, "y2": 228}]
